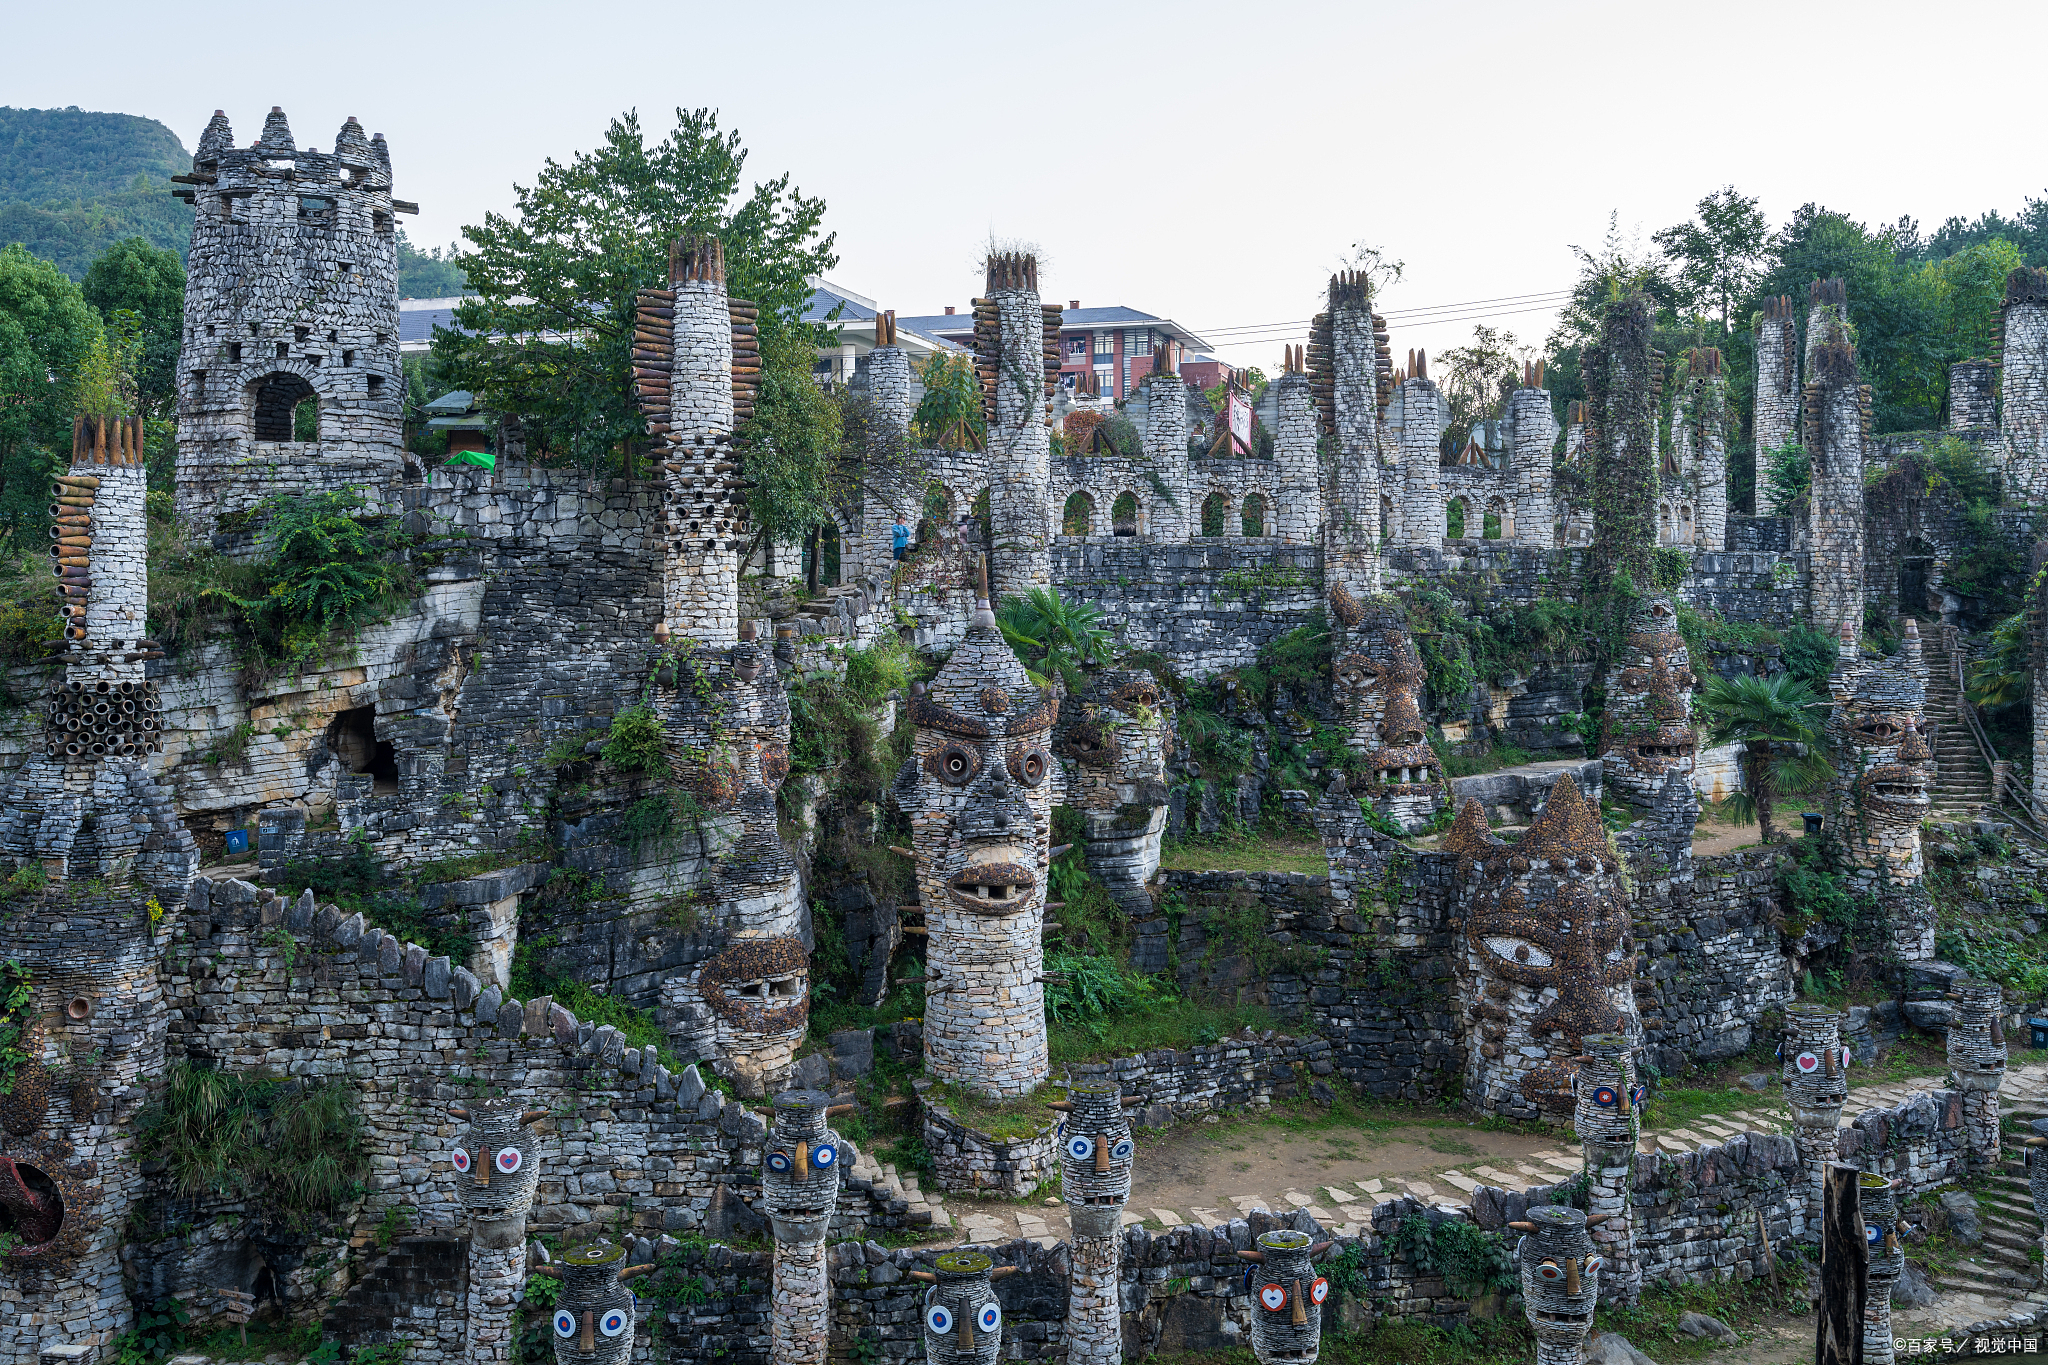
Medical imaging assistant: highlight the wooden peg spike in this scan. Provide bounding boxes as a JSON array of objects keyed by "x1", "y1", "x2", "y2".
[
  {"x1": 519, "y1": 1109, "x2": 549, "y2": 1125},
  {"x1": 449, "y1": 1105, "x2": 471, "y2": 1119},
  {"x1": 991, "y1": 1265, "x2": 1020, "y2": 1279},
  {"x1": 1045, "y1": 1101, "x2": 1074, "y2": 1112},
  {"x1": 908, "y1": 1269, "x2": 937, "y2": 1282},
  {"x1": 1236, "y1": 1249, "x2": 1267, "y2": 1264},
  {"x1": 1507, "y1": 1221, "x2": 1538, "y2": 1232}
]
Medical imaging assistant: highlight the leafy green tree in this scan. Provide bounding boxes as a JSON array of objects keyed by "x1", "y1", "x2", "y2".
[
  {"x1": 1435, "y1": 324, "x2": 1529, "y2": 455},
  {"x1": 433, "y1": 107, "x2": 839, "y2": 502},
  {"x1": 81, "y1": 235, "x2": 184, "y2": 417},
  {"x1": 996, "y1": 588, "x2": 1114, "y2": 693},
  {"x1": 1698, "y1": 672, "x2": 1830, "y2": 847},
  {"x1": 395, "y1": 228, "x2": 467, "y2": 298},
  {"x1": 1654, "y1": 186, "x2": 1769, "y2": 334},
  {"x1": 0, "y1": 245, "x2": 99, "y2": 539},
  {"x1": 912, "y1": 351, "x2": 985, "y2": 450}
]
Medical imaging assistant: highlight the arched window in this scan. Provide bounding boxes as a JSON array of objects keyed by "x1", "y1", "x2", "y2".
[
  {"x1": 1201, "y1": 491, "x2": 1231, "y2": 537},
  {"x1": 1483, "y1": 497, "x2": 1507, "y2": 540},
  {"x1": 1112, "y1": 491, "x2": 1140, "y2": 536},
  {"x1": 1241, "y1": 493, "x2": 1267, "y2": 537},
  {"x1": 1445, "y1": 496, "x2": 1468, "y2": 540},
  {"x1": 249, "y1": 371, "x2": 317, "y2": 442},
  {"x1": 1062, "y1": 491, "x2": 1095, "y2": 536}
]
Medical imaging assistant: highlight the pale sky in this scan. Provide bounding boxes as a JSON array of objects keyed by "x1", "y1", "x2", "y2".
[{"x1": 11, "y1": 0, "x2": 2046, "y2": 370}]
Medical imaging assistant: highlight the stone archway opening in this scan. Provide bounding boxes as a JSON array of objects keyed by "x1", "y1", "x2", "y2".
[{"x1": 248, "y1": 371, "x2": 318, "y2": 443}]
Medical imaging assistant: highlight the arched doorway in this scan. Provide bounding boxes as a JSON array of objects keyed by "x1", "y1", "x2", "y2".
[{"x1": 1900, "y1": 536, "x2": 1936, "y2": 615}]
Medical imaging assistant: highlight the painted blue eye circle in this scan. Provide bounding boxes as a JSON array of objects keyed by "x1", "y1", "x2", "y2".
[
  {"x1": 1066, "y1": 1136, "x2": 1094, "y2": 1160},
  {"x1": 813, "y1": 1144, "x2": 836, "y2": 1168},
  {"x1": 554, "y1": 1309, "x2": 577, "y2": 1338},
  {"x1": 927, "y1": 1305, "x2": 954, "y2": 1335},
  {"x1": 1110, "y1": 1137, "x2": 1134, "y2": 1161},
  {"x1": 1592, "y1": 1086, "x2": 1619, "y2": 1108},
  {"x1": 979, "y1": 1303, "x2": 1002, "y2": 1332},
  {"x1": 767, "y1": 1151, "x2": 792, "y2": 1173},
  {"x1": 599, "y1": 1307, "x2": 629, "y2": 1337},
  {"x1": 1866, "y1": 1224, "x2": 1882, "y2": 1245}
]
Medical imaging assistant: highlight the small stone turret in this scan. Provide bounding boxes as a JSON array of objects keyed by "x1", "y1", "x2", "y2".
[
  {"x1": 1945, "y1": 979, "x2": 2007, "y2": 1170},
  {"x1": 1392, "y1": 369, "x2": 1446, "y2": 549},
  {"x1": 1239, "y1": 1229, "x2": 1328, "y2": 1365},
  {"x1": 1513, "y1": 1206, "x2": 1600, "y2": 1365},
  {"x1": 1272, "y1": 348, "x2": 1322, "y2": 543},
  {"x1": 450, "y1": 1097, "x2": 546, "y2": 1364},
  {"x1": 1057, "y1": 1082, "x2": 1136, "y2": 1365},
  {"x1": 1140, "y1": 344, "x2": 1192, "y2": 542},
  {"x1": 537, "y1": 1240, "x2": 653, "y2": 1365},
  {"x1": 1313, "y1": 272, "x2": 1384, "y2": 592},
  {"x1": 764, "y1": 1091, "x2": 846, "y2": 1365},
  {"x1": 2002, "y1": 267, "x2": 2048, "y2": 501},
  {"x1": 1753, "y1": 295, "x2": 1800, "y2": 464},
  {"x1": 913, "y1": 1250, "x2": 1012, "y2": 1365},
  {"x1": 1804, "y1": 279, "x2": 1869, "y2": 645},
  {"x1": 1573, "y1": 1033, "x2": 1642, "y2": 1306},
  {"x1": 1781, "y1": 1004, "x2": 1849, "y2": 1206},
  {"x1": 979, "y1": 254, "x2": 1055, "y2": 601},
  {"x1": 1861, "y1": 1173, "x2": 1903, "y2": 1365},
  {"x1": 1672, "y1": 347, "x2": 1729, "y2": 550},
  {"x1": 1506, "y1": 379, "x2": 1559, "y2": 547}
]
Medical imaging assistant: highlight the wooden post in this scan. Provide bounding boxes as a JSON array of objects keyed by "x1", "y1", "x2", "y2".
[{"x1": 1816, "y1": 1162, "x2": 1865, "y2": 1365}]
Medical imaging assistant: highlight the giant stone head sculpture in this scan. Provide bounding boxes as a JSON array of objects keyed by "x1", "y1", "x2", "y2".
[
  {"x1": 1513, "y1": 1205, "x2": 1600, "y2": 1362},
  {"x1": 1826, "y1": 631, "x2": 1933, "y2": 881},
  {"x1": 760, "y1": 1089, "x2": 845, "y2": 1244},
  {"x1": 1054, "y1": 1081, "x2": 1135, "y2": 1237},
  {"x1": 1599, "y1": 596, "x2": 1697, "y2": 803},
  {"x1": 913, "y1": 1249, "x2": 1013, "y2": 1365},
  {"x1": 448, "y1": 1097, "x2": 545, "y2": 1247},
  {"x1": 541, "y1": 1240, "x2": 652, "y2": 1364},
  {"x1": 1238, "y1": 1229, "x2": 1328, "y2": 1365},
  {"x1": 1329, "y1": 599, "x2": 1446, "y2": 833}
]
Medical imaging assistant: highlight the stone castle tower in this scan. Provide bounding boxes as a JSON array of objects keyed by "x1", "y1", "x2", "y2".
[
  {"x1": 173, "y1": 107, "x2": 410, "y2": 526},
  {"x1": 1803, "y1": 279, "x2": 1869, "y2": 644}
]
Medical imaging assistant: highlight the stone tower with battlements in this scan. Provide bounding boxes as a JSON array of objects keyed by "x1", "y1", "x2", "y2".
[
  {"x1": 1670, "y1": 348, "x2": 1729, "y2": 551},
  {"x1": 1804, "y1": 279, "x2": 1869, "y2": 643},
  {"x1": 1309, "y1": 272, "x2": 1388, "y2": 591},
  {"x1": 1753, "y1": 296, "x2": 1799, "y2": 462},
  {"x1": 173, "y1": 108, "x2": 409, "y2": 528}
]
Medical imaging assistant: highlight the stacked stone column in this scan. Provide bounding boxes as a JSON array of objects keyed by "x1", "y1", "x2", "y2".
[
  {"x1": 1573, "y1": 1033, "x2": 1641, "y2": 1306},
  {"x1": 1507, "y1": 383, "x2": 1558, "y2": 547},
  {"x1": 1673, "y1": 348, "x2": 1729, "y2": 550},
  {"x1": 1272, "y1": 349, "x2": 1322, "y2": 543},
  {"x1": 762, "y1": 1091, "x2": 845, "y2": 1365},
  {"x1": 2002, "y1": 267, "x2": 2048, "y2": 501},
  {"x1": 1754, "y1": 295, "x2": 1799, "y2": 459},
  {"x1": 1803, "y1": 279, "x2": 1868, "y2": 645},
  {"x1": 1514, "y1": 1206, "x2": 1599, "y2": 1365},
  {"x1": 1950, "y1": 360, "x2": 1997, "y2": 432},
  {"x1": 1141, "y1": 349, "x2": 1192, "y2": 542},
  {"x1": 1241, "y1": 1229, "x2": 1326, "y2": 1365},
  {"x1": 1058, "y1": 1082, "x2": 1136, "y2": 1365},
  {"x1": 1860, "y1": 1173, "x2": 1904, "y2": 1365},
  {"x1": 860, "y1": 313, "x2": 920, "y2": 581},
  {"x1": 657, "y1": 235, "x2": 742, "y2": 647},
  {"x1": 1318, "y1": 272, "x2": 1384, "y2": 590},
  {"x1": 1782, "y1": 1004, "x2": 1849, "y2": 1210},
  {"x1": 2025, "y1": 1119, "x2": 2048, "y2": 1285},
  {"x1": 1394, "y1": 370, "x2": 1446, "y2": 549},
  {"x1": 981, "y1": 254, "x2": 1053, "y2": 602},
  {"x1": 1946, "y1": 979, "x2": 2007, "y2": 1170},
  {"x1": 449, "y1": 1098, "x2": 545, "y2": 1365},
  {"x1": 1585, "y1": 295, "x2": 1661, "y2": 590}
]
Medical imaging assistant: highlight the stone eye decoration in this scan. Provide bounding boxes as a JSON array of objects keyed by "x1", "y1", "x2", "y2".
[
  {"x1": 767, "y1": 1151, "x2": 793, "y2": 1173},
  {"x1": 1537, "y1": 1260, "x2": 1565, "y2": 1281},
  {"x1": 450, "y1": 1146, "x2": 472, "y2": 1173},
  {"x1": 1591, "y1": 1086, "x2": 1620, "y2": 1108},
  {"x1": 1259, "y1": 1284, "x2": 1288, "y2": 1311},
  {"x1": 1794, "y1": 1051, "x2": 1820, "y2": 1073},
  {"x1": 1866, "y1": 1223, "x2": 1883, "y2": 1246},
  {"x1": 599, "y1": 1307, "x2": 631, "y2": 1338},
  {"x1": 1619, "y1": 668, "x2": 1648, "y2": 690},
  {"x1": 1308, "y1": 1278, "x2": 1329, "y2": 1305},
  {"x1": 1110, "y1": 1137, "x2": 1134, "y2": 1161},
  {"x1": 1857, "y1": 719, "x2": 1900, "y2": 743},
  {"x1": 1066, "y1": 1135, "x2": 1094, "y2": 1160},
  {"x1": 813, "y1": 1143, "x2": 836, "y2": 1168},
  {"x1": 928, "y1": 1305, "x2": 954, "y2": 1335},
  {"x1": 978, "y1": 1303, "x2": 1001, "y2": 1333},
  {"x1": 1483, "y1": 936, "x2": 1552, "y2": 967},
  {"x1": 495, "y1": 1147, "x2": 523, "y2": 1174},
  {"x1": 1009, "y1": 745, "x2": 1049, "y2": 788},
  {"x1": 555, "y1": 1310, "x2": 578, "y2": 1339},
  {"x1": 936, "y1": 743, "x2": 979, "y2": 785}
]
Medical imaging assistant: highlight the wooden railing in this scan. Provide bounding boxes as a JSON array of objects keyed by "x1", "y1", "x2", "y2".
[{"x1": 1944, "y1": 621, "x2": 2048, "y2": 838}]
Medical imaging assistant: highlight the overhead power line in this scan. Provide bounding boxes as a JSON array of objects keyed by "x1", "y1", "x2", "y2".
[{"x1": 1189, "y1": 287, "x2": 1574, "y2": 339}]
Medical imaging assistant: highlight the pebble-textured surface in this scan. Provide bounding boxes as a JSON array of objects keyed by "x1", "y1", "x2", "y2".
[
  {"x1": 2003, "y1": 269, "x2": 2048, "y2": 501},
  {"x1": 1805, "y1": 290, "x2": 1869, "y2": 644}
]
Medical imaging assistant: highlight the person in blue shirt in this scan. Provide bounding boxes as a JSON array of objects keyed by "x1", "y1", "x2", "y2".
[{"x1": 892, "y1": 515, "x2": 911, "y2": 561}]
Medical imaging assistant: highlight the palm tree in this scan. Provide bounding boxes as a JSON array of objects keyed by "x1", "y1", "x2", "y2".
[
  {"x1": 995, "y1": 588, "x2": 1114, "y2": 693},
  {"x1": 1697, "y1": 672, "x2": 1831, "y2": 846}
]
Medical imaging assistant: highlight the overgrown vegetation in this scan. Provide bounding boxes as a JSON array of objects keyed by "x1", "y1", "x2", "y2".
[
  {"x1": 132, "y1": 1063, "x2": 368, "y2": 1225},
  {"x1": 272, "y1": 833, "x2": 474, "y2": 963},
  {"x1": 997, "y1": 588, "x2": 1114, "y2": 693}
]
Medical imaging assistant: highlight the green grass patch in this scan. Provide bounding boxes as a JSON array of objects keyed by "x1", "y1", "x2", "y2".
[
  {"x1": 1160, "y1": 831, "x2": 1327, "y2": 875},
  {"x1": 1049, "y1": 996, "x2": 1274, "y2": 1066},
  {"x1": 923, "y1": 1079, "x2": 1060, "y2": 1142}
]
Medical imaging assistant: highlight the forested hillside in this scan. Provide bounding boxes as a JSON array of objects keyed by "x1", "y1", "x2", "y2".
[{"x1": 0, "y1": 106, "x2": 195, "y2": 277}]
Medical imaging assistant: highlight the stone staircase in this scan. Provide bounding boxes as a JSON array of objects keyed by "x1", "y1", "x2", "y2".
[{"x1": 1923, "y1": 624, "x2": 1994, "y2": 815}]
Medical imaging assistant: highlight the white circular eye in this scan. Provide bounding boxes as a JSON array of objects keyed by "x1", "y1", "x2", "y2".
[
  {"x1": 1067, "y1": 1136, "x2": 1094, "y2": 1160},
  {"x1": 554, "y1": 1309, "x2": 577, "y2": 1338},
  {"x1": 927, "y1": 1305, "x2": 953, "y2": 1335},
  {"x1": 1795, "y1": 1051, "x2": 1820, "y2": 1074},
  {"x1": 1259, "y1": 1284, "x2": 1287, "y2": 1311},
  {"x1": 1585, "y1": 1256, "x2": 1602, "y2": 1275},
  {"x1": 1537, "y1": 1261, "x2": 1563, "y2": 1281},
  {"x1": 1110, "y1": 1137, "x2": 1134, "y2": 1161},
  {"x1": 1309, "y1": 1277, "x2": 1329, "y2": 1305},
  {"x1": 767, "y1": 1151, "x2": 792, "y2": 1173},
  {"x1": 979, "y1": 1303, "x2": 1001, "y2": 1332},
  {"x1": 599, "y1": 1307, "x2": 630, "y2": 1338},
  {"x1": 450, "y1": 1147, "x2": 471, "y2": 1174},
  {"x1": 813, "y1": 1144, "x2": 836, "y2": 1168},
  {"x1": 495, "y1": 1147, "x2": 523, "y2": 1174}
]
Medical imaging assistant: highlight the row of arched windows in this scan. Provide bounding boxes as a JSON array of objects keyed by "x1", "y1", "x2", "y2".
[{"x1": 1058, "y1": 490, "x2": 1273, "y2": 537}]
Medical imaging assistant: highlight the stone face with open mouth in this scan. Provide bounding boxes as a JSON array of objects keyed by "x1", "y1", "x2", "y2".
[
  {"x1": 947, "y1": 859, "x2": 1038, "y2": 914},
  {"x1": 1601, "y1": 596, "x2": 1698, "y2": 802},
  {"x1": 1331, "y1": 604, "x2": 1447, "y2": 832}
]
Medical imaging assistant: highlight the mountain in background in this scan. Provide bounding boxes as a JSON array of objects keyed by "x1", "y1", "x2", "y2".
[{"x1": 0, "y1": 105, "x2": 466, "y2": 295}]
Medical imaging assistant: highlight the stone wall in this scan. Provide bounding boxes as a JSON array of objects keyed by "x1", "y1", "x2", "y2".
[{"x1": 1049, "y1": 541, "x2": 1323, "y2": 675}]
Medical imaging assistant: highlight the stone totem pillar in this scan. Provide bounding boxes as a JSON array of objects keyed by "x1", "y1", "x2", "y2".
[
  {"x1": 1573, "y1": 1033, "x2": 1642, "y2": 1307},
  {"x1": 1804, "y1": 279, "x2": 1868, "y2": 645},
  {"x1": 1860, "y1": 1172, "x2": 1904, "y2": 1365},
  {"x1": 980, "y1": 254, "x2": 1055, "y2": 602},
  {"x1": 1444, "y1": 779, "x2": 1641, "y2": 1120},
  {"x1": 1327, "y1": 602, "x2": 1447, "y2": 832},
  {"x1": 449, "y1": 1098, "x2": 546, "y2": 1365},
  {"x1": 1673, "y1": 348, "x2": 1729, "y2": 551},
  {"x1": 1311, "y1": 271, "x2": 1385, "y2": 594},
  {"x1": 1782, "y1": 1004, "x2": 1849, "y2": 1210},
  {"x1": 2024, "y1": 1119, "x2": 2048, "y2": 1284},
  {"x1": 1141, "y1": 346, "x2": 1192, "y2": 542},
  {"x1": 1946, "y1": 979, "x2": 2007, "y2": 1171},
  {"x1": 1055, "y1": 1082, "x2": 1136, "y2": 1365},
  {"x1": 1753, "y1": 295, "x2": 1799, "y2": 461},
  {"x1": 2003, "y1": 267, "x2": 2048, "y2": 503},
  {"x1": 860, "y1": 310, "x2": 920, "y2": 581},
  {"x1": 1824, "y1": 632, "x2": 1936, "y2": 960},
  {"x1": 1394, "y1": 368, "x2": 1447, "y2": 549},
  {"x1": 893, "y1": 574, "x2": 1057, "y2": 1099},
  {"x1": 1585, "y1": 294, "x2": 1660, "y2": 590},
  {"x1": 1513, "y1": 1206, "x2": 1600, "y2": 1365},
  {"x1": 535, "y1": 1240, "x2": 653, "y2": 1363},
  {"x1": 1599, "y1": 596, "x2": 1699, "y2": 808},
  {"x1": 1239, "y1": 1229, "x2": 1328, "y2": 1365},
  {"x1": 762, "y1": 1091, "x2": 846, "y2": 1365},
  {"x1": 912, "y1": 1250, "x2": 1012, "y2": 1365},
  {"x1": 1055, "y1": 671, "x2": 1173, "y2": 919},
  {"x1": 1507, "y1": 379, "x2": 1558, "y2": 548},
  {"x1": 1272, "y1": 349, "x2": 1323, "y2": 543}
]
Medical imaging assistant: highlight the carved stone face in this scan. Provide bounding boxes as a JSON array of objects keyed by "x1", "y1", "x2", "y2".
[
  {"x1": 1332, "y1": 606, "x2": 1445, "y2": 833},
  {"x1": 1057, "y1": 670, "x2": 1170, "y2": 813},
  {"x1": 550, "y1": 1241, "x2": 639, "y2": 1364},
  {"x1": 1245, "y1": 1230, "x2": 1324, "y2": 1365},
  {"x1": 1946, "y1": 979, "x2": 2006, "y2": 1093},
  {"x1": 1572, "y1": 1033, "x2": 1643, "y2": 1165},
  {"x1": 921, "y1": 1251, "x2": 1004, "y2": 1365},
  {"x1": 761, "y1": 1090, "x2": 843, "y2": 1244},
  {"x1": 690, "y1": 937, "x2": 807, "y2": 1097},
  {"x1": 1447, "y1": 777, "x2": 1639, "y2": 1119},
  {"x1": 1861, "y1": 1173, "x2": 1903, "y2": 1286},
  {"x1": 1781, "y1": 1004, "x2": 1848, "y2": 1129},
  {"x1": 1600, "y1": 597, "x2": 1697, "y2": 803},
  {"x1": 450, "y1": 1097, "x2": 540, "y2": 1231},
  {"x1": 1058, "y1": 1082, "x2": 1133, "y2": 1236},
  {"x1": 1517, "y1": 1206, "x2": 1599, "y2": 1351},
  {"x1": 1827, "y1": 641, "x2": 1933, "y2": 885}
]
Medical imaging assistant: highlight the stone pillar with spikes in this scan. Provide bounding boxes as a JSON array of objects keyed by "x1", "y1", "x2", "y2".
[
  {"x1": 979, "y1": 254, "x2": 1054, "y2": 603},
  {"x1": 762, "y1": 1091, "x2": 846, "y2": 1365},
  {"x1": 1311, "y1": 272, "x2": 1385, "y2": 591},
  {"x1": 449, "y1": 1098, "x2": 546, "y2": 1365},
  {"x1": 912, "y1": 1250, "x2": 1012, "y2": 1365},
  {"x1": 1242, "y1": 1229, "x2": 1327, "y2": 1365},
  {"x1": 1753, "y1": 294, "x2": 1799, "y2": 463},
  {"x1": 1513, "y1": 1206, "x2": 1600, "y2": 1365},
  {"x1": 1057, "y1": 1082, "x2": 1137, "y2": 1365},
  {"x1": 1573, "y1": 1033, "x2": 1641, "y2": 1307},
  {"x1": 2002, "y1": 267, "x2": 2048, "y2": 502},
  {"x1": 1393, "y1": 365, "x2": 1446, "y2": 550},
  {"x1": 1672, "y1": 347, "x2": 1729, "y2": 551},
  {"x1": 1782, "y1": 1004, "x2": 1849, "y2": 1214},
  {"x1": 1506, "y1": 372, "x2": 1558, "y2": 548},
  {"x1": 859, "y1": 309, "x2": 921, "y2": 582},
  {"x1": 1272, "y1": 346, "x2": 1322, "y2": 544},
  {"x1": 1140, "y1": 343, "x2": 1192, "y2": 542},
  {"x1": 1860, "y1": 1172, "x2": 1904, "y2": 1365},
  {"x1": 535, "y1": 1240, "x2": 654, "y2": 1364},
  {"x1": 1946, "y1": 979, "x2": 2007, "y2": 1171}
]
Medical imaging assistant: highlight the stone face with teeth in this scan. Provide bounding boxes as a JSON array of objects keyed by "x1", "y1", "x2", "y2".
[
  {"x1": 1825, "y1": 626, "x2": 1935, "y2": 959},
  {"x1": 1600, "y1": 596, "x2": 1698, "y2": 804},
  {"x1": 893, "y1": 598, "x2": 1056, "y2": 1099},
  {"x1": 1329, "y1": 600, "x2": 1447, "y2": 832}
]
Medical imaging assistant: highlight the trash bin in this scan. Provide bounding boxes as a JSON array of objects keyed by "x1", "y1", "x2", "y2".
[
  {"x1": 223, "y1": 828, "x2": 250, "y2": 856},
  {"x1": 1801, "y1": 812, "x2": 1824, "y2": 837},
  {"x1": 2030, "y1": 1018, "x2": 2048, "y2": 1050}
]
